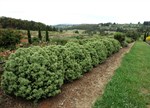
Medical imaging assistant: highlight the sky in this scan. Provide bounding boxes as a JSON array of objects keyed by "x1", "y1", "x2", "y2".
[{"x1": 0, "y1": 0, "x2": 150, "y2": 25}]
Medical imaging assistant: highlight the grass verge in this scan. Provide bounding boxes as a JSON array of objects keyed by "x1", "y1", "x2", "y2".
[{"x1": 93, "y1": 42, "x2": 150, "y2": 108}]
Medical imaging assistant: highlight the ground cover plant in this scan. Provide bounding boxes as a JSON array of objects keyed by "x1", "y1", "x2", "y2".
[{"x1": 93, "y1": 42, "x2": 150, "y2": 108}]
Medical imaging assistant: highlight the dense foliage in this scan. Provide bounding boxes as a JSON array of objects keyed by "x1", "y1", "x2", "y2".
[
  {"x1": 27, "y1": 29, "x2": 32, "y2": 44},
  {"x1": 66, "y1": 42, "x2": 92, "y2": 73},
  {"x1": 0, "y1": 29, "x2": 21, "y2": 48},
  {"x1": 101, "y1": 39, "x2": 114, "y2": 57},
  {"x1": 1, "y1": 37, "x2": 121, "y2": 101},
  {"x1": 0, "y1": 16, "x2": 57, "y2": 31},
  {"x1": 46, "y1": 29, "x2": 49, "y2": 42},
  {"x1": 61, "y1": 46, "x2": 82, "y2": 81},
  {"x1": 1, "y1": 47, "x2": 64, "y2": 101},
  {"x1": 126, "y1": 30, "x2": 140, "y2": 41},
  {"x1": 114, "y1": 32, "x2": 128, "y2": 47}
]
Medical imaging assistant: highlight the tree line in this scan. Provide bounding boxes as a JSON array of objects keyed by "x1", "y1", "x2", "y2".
[{"x1": 0, "y1": 16, "x2": 58, "y2": 31}]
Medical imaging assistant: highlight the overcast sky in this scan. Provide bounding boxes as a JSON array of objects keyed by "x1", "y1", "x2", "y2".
[{"x1": 0, "y1": 0, "x2": 150, "y2": 25}]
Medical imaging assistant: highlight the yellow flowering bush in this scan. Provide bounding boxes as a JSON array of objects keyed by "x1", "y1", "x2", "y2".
[{"x1": 146, "y1": 36, "x2": 150, "y2": 41}]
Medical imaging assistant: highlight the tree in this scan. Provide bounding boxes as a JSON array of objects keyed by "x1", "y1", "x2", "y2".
[
  {"x1": 38, "y1": 27, "x2": 42, "y2": 41},
  {"x1": 0, "y1": 16, "x2": 59, "y2": 31},
  {"x1": 144, "y1": 32, "x2": 147, "y2": 42},
  {"x1": 126, "y1": 30, "x2": 140, "y2": 41},
  {"x1": 53, "y1": 27, "x2": 57, "y2": 31},
  {"x1": 59, "y1": 29, "x2": 63, "y2": 33},
  {"x1": 46, "y1": 28, "x2": 49, "y2": 42},
  {"x1": 27, "y1": 29, "x2": 32, "y2": 44},
  {"x1": 0, "y1": 29, "x2": 21, "y2": 48}
]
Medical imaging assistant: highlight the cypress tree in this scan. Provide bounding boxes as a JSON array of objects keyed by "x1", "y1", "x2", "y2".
[
  {"x1": 147, "y1": 32, "x2": 149, "y2": 36},
  {"x1": 27, "y1": 29, "x2": 32, "y2": 44},
  {"x1": 46, "y1": 28, "x2": 49, "y2": 42},
  {"x1": 144, "y1": 32, "x2": 149, "y2": 42},
  {"x1": 38, "y1": 27, "x2": 42, "y2": 41}
]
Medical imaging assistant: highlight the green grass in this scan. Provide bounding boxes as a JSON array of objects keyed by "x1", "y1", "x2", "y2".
[{"x1": 93, "y1": 42, "x2": 150, "y2": 108}]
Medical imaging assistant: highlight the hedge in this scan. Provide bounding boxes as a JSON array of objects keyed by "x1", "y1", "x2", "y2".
[
  {"x1": 65, "y1": 42, "x2": 92, "y2": 73},
  {"x1": 1, "y1": 38, "x2": 120, "y2": 101},
  {"x1": 61, "y1": 46, "x2": 82, "y2": 81},
  {"x1": 1, "y1": 46, "x2": 64, "y2": 101}
]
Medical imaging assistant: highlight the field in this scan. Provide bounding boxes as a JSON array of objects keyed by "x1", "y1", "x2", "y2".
[{"x1": 93, "y1": 42, "x2": 150, "y2": 108}]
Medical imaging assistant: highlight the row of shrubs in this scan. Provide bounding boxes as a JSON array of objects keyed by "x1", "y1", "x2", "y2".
[{"x1": 1, "y1": 37, "x2": 120, "y2": 101}]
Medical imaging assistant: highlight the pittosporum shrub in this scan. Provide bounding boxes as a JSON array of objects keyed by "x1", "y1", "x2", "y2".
[
  {"x1": 87, "y1": 41, "x2": 107, "y2": 63},
  {"x1": 108, "y1": 38, "x2": 121, "y2": 53},
  {"x1": 101, "y1": 39, "x2": 114, "y2": 57},
  {"x1": 43, "y1": 45, "x2": 64, "y2": 73},
  {"x1": 65, "y1": 42, "x2": 92, "y2": 73},
  {"x1": 84, "y1": 42, "x2": 99, "y2": 66},
  {"x1": 114, "y1": 32, "x2": 125, "y2": 43},
  {"x1": 1, "y1": 37, "x2": 121, "y2": 101},
  {"x1": 1, "y1": 46, "x2": 64, "y2": 101},
  {"x1": 61, "y1": 46, "x2": 82, "y2": 81}
]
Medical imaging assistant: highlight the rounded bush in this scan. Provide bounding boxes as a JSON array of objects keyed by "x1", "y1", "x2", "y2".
[
  {"x1": 114, "y1": 32, "x2": 125, "y2": 43},
  {"x1": 146, "y1": 36, "x2": 150, "y2": 41},
  {"x1": 108, "y1": 39, "x2": 121, "y2": 53},
  {"x1": 84, "y1": 42, "x2": 99, "y2": 66},
  {"x1": 65, "y1": 42, "x2": 92, "y2": 73},
  {"x1": 61, "y1": 46, "x2": 82, "y2": 81},
  {"x1": 1, "y1": 37, "x2": 121, "y2": 101},
  {"x1": 88, "y1": 41, "x2": 107, "y2": 63},
  {"x1": 1, "y1": 46, "x2": 64, "y2": 101},
  {"x1": 101, "y1": 39, "x2": 114, "y2": 57}
]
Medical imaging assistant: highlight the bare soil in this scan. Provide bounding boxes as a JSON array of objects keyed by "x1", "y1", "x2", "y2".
[{"x1": 0, "y1": 43, "x2": 134, "y2": 108}]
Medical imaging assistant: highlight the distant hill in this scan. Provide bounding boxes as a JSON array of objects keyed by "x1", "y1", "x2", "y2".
[
  {"x1": 0, "y1": 16, "x2": 58, "y2": 31},
  {"x1": 54, "y1": 24, "x2": 77, "y2": 28}
]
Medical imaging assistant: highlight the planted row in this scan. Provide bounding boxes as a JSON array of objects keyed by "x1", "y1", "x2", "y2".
[{"x1": 1, "y1": 38, "x2": 120, "y2": 101}]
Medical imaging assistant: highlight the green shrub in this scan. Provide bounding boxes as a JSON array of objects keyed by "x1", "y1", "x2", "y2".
[
  {"x1": 114, "y1": 32, "x2": 125, "y2": 42},
  {"x1": 121, "y1": 41, "x2": 128, "y2": 47},
  {"x1": 65, "y1": 42, "x2": 92, "y2": 73},
  {"x1": 126, "y1": 37, "x2": 134, "y2": 43},
  {"x1": 51, "y1": 38, "x2": 69, "y2": 45},
  {"x1": 88, "y1": 41, "x2": 107, "y2": 63},
  {"x1": 74, "y1": 30, "x2": 79, "y2": 34},
  {"x1": 1, "y1": 46, "x2": 64, "y2": 101},
  {"x1": 126, "y1": 30, "x2": 140, "y2": 41},
  {"x1": 0, "y1": 56, "x2": 5, "y2": 62},
  {"x1": 32, "y1": 37, "x2": 40, "y2": 44},
  {"x1": 1, "y1": 37, "x2": 121, "y2": 101},
  {"x1": 61, "y1": 46, "x2": 82, "y2": 81},
  {"x1": 0, "y1": 29, "x2": 21, "y2": 48},
  {"x1": 101, "y1": 39, "x2": 114, "y2": 57},
  {"x1": 108, "y1": 38, "x2": 120, "y2": 53},
  {"x1": 84, "y1": 42, "x2": 99, "y2": 66},
  {"x1": 114, "y1": 32, "x2": 126, "y2": 47}
]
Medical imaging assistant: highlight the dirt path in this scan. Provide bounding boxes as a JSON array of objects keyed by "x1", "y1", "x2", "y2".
[
  {"x1": 38, "y1": 43, "x2": 134, "y2": 108},
  {"x1": 0, "y1": 43, "x2": 134, "y2": 108}
]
